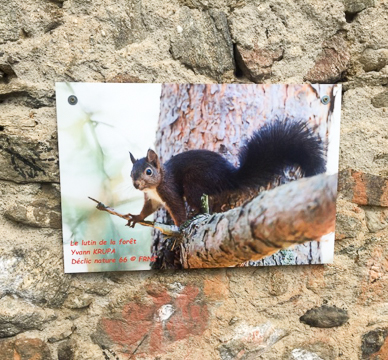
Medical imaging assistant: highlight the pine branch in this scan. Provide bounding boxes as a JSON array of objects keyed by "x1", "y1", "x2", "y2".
[
  {"x1": 88, "y1": 197, "x2": 180, "y2": 236},
  {"x1": 90, "y1": 173, "x2": 337, "y2": 269},
  {"x1": 178, "y1": 173, "x2": 337, "y2": 269}
]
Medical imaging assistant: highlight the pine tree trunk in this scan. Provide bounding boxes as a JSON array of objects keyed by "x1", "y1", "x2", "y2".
[{"x1": 151, "y1": 84, "x2": 338, "y2": 269}]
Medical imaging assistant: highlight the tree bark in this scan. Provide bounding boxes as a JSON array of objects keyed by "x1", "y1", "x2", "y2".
[
  {"x1": 151, "y1": 84, "x2": 338, "y2": 269},
  {"x1": 179, "y1": 173, "x2": 336, "y2": 268}
]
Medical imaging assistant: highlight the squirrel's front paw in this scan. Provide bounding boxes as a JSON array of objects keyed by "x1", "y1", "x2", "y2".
[{"x1": 125, "y1": 214, "x2": 144, "y2": 228}]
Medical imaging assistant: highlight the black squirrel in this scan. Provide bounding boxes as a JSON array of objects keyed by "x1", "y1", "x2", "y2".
[{"x1": 127, "y1": 120, "x2": 326, "y2": 227}]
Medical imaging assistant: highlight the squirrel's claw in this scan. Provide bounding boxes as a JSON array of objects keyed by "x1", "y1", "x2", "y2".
[{"x1": 125, "y1": 213, "x2": 143, "y2": 228}]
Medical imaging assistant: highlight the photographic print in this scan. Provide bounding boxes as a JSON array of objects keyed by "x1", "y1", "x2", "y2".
[{"x1": 56, "y1": 83, "x2": 340, "y2": 273}]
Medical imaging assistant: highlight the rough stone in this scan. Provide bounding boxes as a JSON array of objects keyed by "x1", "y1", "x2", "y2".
[
  {"x1": 340, "y1": 87, "x2": 388, "y2": 176},
  {"x1": 359, "y1": 48, "x2": 388, "y2": 72},
  {"x1": 0, "y1": 80, "x2": 55, "y2": 108},
  {"x1": 0, "y1": 1, "x2": 63, "y2": 42},
  {"x1": 0, "y1": 0, "x2": 388, "y2": 359},
  {"x1": 0, "y1": 59, "x2": 16, "y2": 82},
  {"x1": 92, "y1": 284, "x2": 209, "y2": 355},
  {"x1": 0, "y1": 338, "x2": 52, "y2": 360},
  {"x1": 361, "y1": 328, "x2": 388, "y2": 358},
  {"x1": 335, "y1": 198, "x2": 367, "y2": 240},
  {"x1": 0, "y1": 106, "x2": 59, "y2": 183},
  {"x1": 95, "y1": 1, "x2": 148, "y2": 51},
  {"x1": 289, "y1": 342, "x2": 338, "y2": 360},
  {"x1": 338, "y1": 169, "x2": 388, "y2": 207},
  {"x1": 4, "y1": 184, "x2": 61, "y2": 228},
  {"x1": 342, "y1": 0, "x2": 376, "y2": 14},
  {"x1": 364, "y1": 207, "x2": 388, "y2": 233},
  {"x1": 48, "y1": 329, "x2": 73, "y2": 343},
  {"x1": 0, "y1": 132, "x2": 59, "y2": 183},
  {"x1": 177, "y1": 0, "x2": 241, "y2": 10},
  {"x1": 371, "y1": 89, "x2": 388, "y2": 108},
  {"x1": 218, "y1": 322, "x2": 288, "y2": 360},
  {"x1": 106, "y1": 73, "x2": 146, "y2": 83},
  {"x1": 267, "y1": 269, "x2": 289, "y2": 296},
  {"x1": 336, "y1": 211, "x2": 364, "y2": 239},
  {"x1": 170, "y1": 7, "x2": 234, "y2": 81},
  {"x1": 300, "y1": 305, "x2": 349, "y2": 328},
  {"x1": 290, "y1": 349, "x2": 323, "y2": 360},
  {"x1": 0, "y1": 296, "x2": 56, "y2": 337},
  {"x1": 347, "y1": 5, "x2": 388, "y2": 49},
  {"x1": 304, "y1": 34, "x2": 350, "y2": 83},
  {"x1": 336, "y1": 212, "x2": 363, "y2": 239},
  {"x1": 229, "y1": 2, "x2": 345, "y2": 82},
  {"x1": 203, "y1": 272, "x2": 229, "y2": 301},
  {"x1": 235, "y1": 45, "x2": 283, "y2": 82},
  {"x1": 0, "y1": 249, "x2": 71, "y2": 307},
  {"x1": 57, "y1": 339, "x2": 77, "y2": 360},
  {"x1": 343, "y1": 70, "x2": 388, "y2": 90},
  {"x1": 72, "y1": 279, "x2": 113, "y2": 296},
  {"x1": 63, "y1": 292, "x2": 93, "y2": 309}
]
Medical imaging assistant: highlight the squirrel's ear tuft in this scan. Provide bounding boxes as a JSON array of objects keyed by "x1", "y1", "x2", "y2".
[
  {"x1": 146, "y1": 149, "x2": 160, "y2": 168},
  {"x1": 129, "y1": 152, "x2": 137, "y2": 164}
]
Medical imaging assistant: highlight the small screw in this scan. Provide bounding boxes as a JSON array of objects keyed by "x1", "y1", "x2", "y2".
[
  {"x1": 68, "y1": 95, "x2": 78, "y2": 105},
  {"x1": 321, "y1": 95, "x2": 330, "y2": 105}
]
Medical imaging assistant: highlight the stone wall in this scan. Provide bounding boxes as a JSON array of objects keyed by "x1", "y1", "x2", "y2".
[{"x1": 0, "y1": 0, "x2": 387, "y2": 359}]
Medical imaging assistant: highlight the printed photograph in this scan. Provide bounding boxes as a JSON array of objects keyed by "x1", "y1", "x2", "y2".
[{"x1": 56, "y1": 83, "x2": 341, "y2": 273}]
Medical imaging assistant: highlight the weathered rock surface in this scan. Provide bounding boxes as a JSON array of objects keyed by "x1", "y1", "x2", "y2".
[
  {"x1": 48, "y1": 330, "x2": 73, "y2": 344},
  {"x1": 338, "y1": 169, "x2": 388, "y2": 207},
  {"x1": 289, "y1": 342, "x2": 337, "y2": 360},
  {"x1": 57, "y1": 339, "x2": 77, "y2": 360},
  {"x1": 300, "y1": 305, "x2": 349, "y2": 328},
  {"x1": 171, "y1": 7, "x2": 234, "y2": 80},
  {"x1": 229, "y1": 2, "x2": 346, "y2": 82},
  {"x1": 0, "y1": 0, "x2": 388, "y2": 359},
  {"x1": 371, "y1": 89, "x2": 388, "y2": 108},
  {"x1": 342, "y1": 0, "x2": 376, "y2": 14},
  {"x1": 0, "y1": 338, "x2": 52, "y2": 360},
  {"x1": 364, "y1": 207, "x2": 388, "y2": 233},
  {"x1": 339, "y1": 86, "x2": 388, "y2": 176},
  {"x1": 304, "y1": 34, "x2": 351, "y2": 83},
  {"x1": 0, "y1": 1, "x2": 64, "y2": 43},
  {"x1": 290, "y1": 348, "x2": 324, "y2": 360},
  {"x1": 4, "y1": 183, "x2": 61, "y2": 228},
  {"x1": 218, "y1": 322, "x2": 288, "y2": 360},
  {"x1": 0, "y1": 249, "x2": 71, "y2": 307},
  {"x1": 359, "y1": 48, "x2": 388, "y2": 72},
  {"x1": 235, "y1": 45, "x2": 283, "y2": 82},
  {"x1": 0, "y1": 296, "x2": 56, "y2": 337},
  {"x1": 347, "y1": 5, "x2": 388, "y2": 49},
  {"x1": 63, "y1": 291, "x2": 93, "y2": 309},
  {"x1": 0, "y1": 107, "x2": 59, "y2": 183},
  {"x1": 92, "y1": 283, "x2": 209, "y2": 355},
  {"x1": 361, "y1": 328, "x2": 388, "y2": 358},
  {"x1": 335, "y1": 198, "x2": 367, "y2": 240}
]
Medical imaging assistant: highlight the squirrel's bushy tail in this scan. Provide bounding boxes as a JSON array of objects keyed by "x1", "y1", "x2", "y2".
[{"x1": 234, "y1": 120, "x2": 326, "y2": 188}]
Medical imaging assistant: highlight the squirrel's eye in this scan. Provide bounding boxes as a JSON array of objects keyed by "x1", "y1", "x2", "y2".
[{"x1": 146, "y1": 168, "x2": 152, "y2": 176}]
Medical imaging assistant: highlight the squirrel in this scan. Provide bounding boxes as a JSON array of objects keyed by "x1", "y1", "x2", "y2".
[{"x1": 127, "y1": 119, "x2": 326, "y2": 227}]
